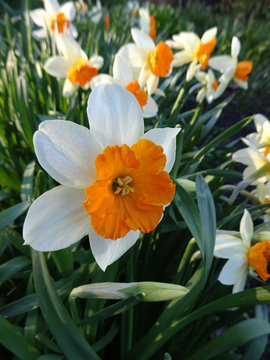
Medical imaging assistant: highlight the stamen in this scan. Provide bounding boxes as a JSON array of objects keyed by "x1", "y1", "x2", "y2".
[
  {"x1": 113, "y1": 176, "x2": 135, "y2": 196},
  {"x1": 50, "y1": 13, "x2": 70, "y2": 34}
]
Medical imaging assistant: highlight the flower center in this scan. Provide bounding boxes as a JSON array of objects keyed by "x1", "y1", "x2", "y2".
[
  {"x1": 149, "y1": 15, "x2": 156, "y2": 41},
  {"x1": 247, "y1": 240, "x2": 270, "y2": 281},
  {"x1": 83, "y1": 139, "x2": 175, "y2": 240},
  {"x1": 126, "y1": 81, "x2": 148, "y2": 109},
  {"x1": 68, "y1": 58, "x2": 98, "y2": 86},
  {"x1": 234, "y1": 61, "x2": 253, "y2": 82},
  {"x1": 113, "y1": 176, "x2": 135, "y2": 196},
  {"x1": 50, "y1": 12, "x2": 70, "y2": 34},
  {"x1": 194, "y1": 38, "x2": 216, "y2": 70},
  {"x1": 212, "y1": 79, "x2": 218, "y2": 90},
  {"x1": 104, "y1": 13, "x2": 110, "y2": 28},
  {"x1": 148, "y1": 41, "x2": 174, "y2": 77}
]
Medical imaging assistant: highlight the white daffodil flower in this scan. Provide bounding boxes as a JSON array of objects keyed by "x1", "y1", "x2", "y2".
[
  {"x1": 215, "y1": 209, "x2": 270, "y2": 293},
  {"x1": 209, "y1": 36, "x2": 253, "y2": 92},
  {"x1": 138, "y1": 8, "x2": 156, "y2": 41},
  {"x1": 243, "y1": 114, "x2": 270, "y2": 149},
  {"x1": 194, "y1": 69, "x2": 227, "y2": 104},
  {"x1": 91, "y1": 54, "x2": 158, "y2": 118},
  {"x1": 44, "y1": 34, "x2": 103, "y2": 97},
  {"x1": 23, "y1": 84, "x2": 180, "y2": 271},
  {"x1": 30, "y1": 0, "x2": 77, "y2": 40},
  {"x1": 118, "y1": 28, "x2": 173, "y2": 95},
  {"x1": 169, "y1": 27, "x2": 217, "y2": 80}
]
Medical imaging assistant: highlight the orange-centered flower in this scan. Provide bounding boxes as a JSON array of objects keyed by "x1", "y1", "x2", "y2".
[
  {"x1": 126, "y1": 81, "x2": 148, "y2": 109},
  {"x1": 148, "y1": 41, "x2": 174, "y2": 77},
  {"x1": 264, "y1": 146, "x2": 270, "y2": 158},
  {"x1": 195, "y1": 38, "x2": 216, "y2": 70},
  {"x1": 234, "y1": 61, "x2": 253, "y2": 82},
  {"x1": 211, "y1": 79, "x2": 218, "y2": 91},
  {"x1": 247, "y1": 240, "x2": 270, "y2": 281},
  {"x1": 104, "y1": 13, "x2": 110, "y2": 28},
  {"x1": 83, "y1": 139, "x2": 175, "y2": 240},
  {"x1": 50, "y1": 12, "x2": 70, "y2": 34},
  {"x1": 68, "y1": 58, "x2": 98, "y2": 86},
  {"x1": 149, "y1": 16, "x2": 156, "y2": 41}
]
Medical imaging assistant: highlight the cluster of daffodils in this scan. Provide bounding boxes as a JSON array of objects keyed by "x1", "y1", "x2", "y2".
[{"x1": 167, "y1": 29, "x2": 253, "y2": 103}]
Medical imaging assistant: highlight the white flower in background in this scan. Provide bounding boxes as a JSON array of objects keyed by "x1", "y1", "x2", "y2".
[
  {"x1": 169, "y1": 27, "x2": 217, "y2": 80},
  {"x1": 209, "y1": 36, "x2": 253, "y2": 92},
  {"x1": 44, "y1": 34, "x2": 103, "y2": 97},
  {"x1": 214, "y1": 209, "x2": 270, "y2": 293},
  {"x1": 194, "y1": 69, "x2": 227, "y2": 104},
  {"x1": 233, "y1": 115, "x2": 270, "y2": 184},
  {"x1": 118, "y1": 28, "x2": 173, "y2": 95},
  {"x1": 30, "y1": 0, "x2": 77, "y2": 39},
  {"x1": 91, "y1": 54, "x2": 158, "y2": 118},
  {"x1": 127, "y1": 0, "x2": 140, "y2": 18},
  {"x1": 243, "y1": 114, "x2": 270, "y2": 149},
  {"x1": 138, "y1": 8, "x2": 156, "y2": 41},
  {"x1": 254, "y1": 181, "x2": 270, "y2": 222},
  {"x1": 23, "y1": 84, "x2": 180, "y2": 271},
  {"x1": 88, "y1": 0, "x2": 103, "y2": 23}
]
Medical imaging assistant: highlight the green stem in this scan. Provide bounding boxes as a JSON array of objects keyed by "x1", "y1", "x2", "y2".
[
  {"x1": 169, "y1": 81, "x2": 189, "y2": 125},
  {"x1": 173, "y1": 238, "x2": 196, "y2": 284}
]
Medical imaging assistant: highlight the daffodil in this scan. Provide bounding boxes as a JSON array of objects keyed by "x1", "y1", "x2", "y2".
[
  {"x1": 209, "y1": 36, "x2": 253, "y2": 91},
  {"x1": 243, "y1": 114, "x2": 270, "y2": 149},
  {"x1": 194, "y1": 69, "x2": 227, "y2": 104},
  {"x1": 44, "y1": 34, "x2": 103, "y2": 97},
  {"x1": 30, "y1": 0, "x2": 78, "y2": 39},
  {"x1": 118, "y1": 28, "x2": 173, "y2": 95},
  {"x1": 23, "y1": 84, "x2": 180, "y2": 271},
  {"x1": 215, "y1": 209, "x2": 270, "y2": 293},
  {"x1": 91, "y1": 54, "x2": 158, "y2": 118},
  {"x1": 169, "y1": 27, "x2": 217, "y2": 79},
  {"x1": 138, "y1": 8, "x2": 156, "y2": 41}
]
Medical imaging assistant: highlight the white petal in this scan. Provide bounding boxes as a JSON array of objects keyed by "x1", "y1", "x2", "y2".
[
  {"x1": 30, "y1": 9, "x2": 47, "y2": 27},
  {"x1": 60, "y1": 2, "x2": 76, "y2": 21},
  {"x1": 113, "y1": 54, "x2": 133, "y2": 85},
  {"x1": 23, "y1": 186, "x2": 89, "y2": 251},
  {"x1": 63, "y1": 78, "x2": 77, "y2": 97},
  {"x1": 233, "y1": 148, "x2": 265, "y2": 167},
  {"x1": 90, "y1": 74, "x2": 115, "y2": 89},
  {"x1": 153, "y1": 88, "x2": 165, "y2": 97},
  {"x1": 254, "y1": 114, "x2": 270, "y2": 135},
  {"x1": 209, "y1": 56, "x2": 235, "y2": 72},
  {"x1": 201, "y1": 27, "x2": 217, "y2": 44},
  {"x1": 214, "y1": 79, "x2": 229, "y2": 98},
  {"x1": 44, "y1": 56, "x2": 70, "y2": 77},
  {"x1": 32, "y1": 28, "x2": 48, "y2": 39},
  {"x1": 138, "y1": 63, "x2": 151, "y2": 87},
  {"x1": 56, "y1": 34, "x2": 83, "y2": 63},
  {"x1": 146, "y1": 73, "x2": 159, "y2": 95},
  {"x1": 89, "y1": 229, "x2": 140, "y2": 271},
  {"x1": 34, "y1": 120, "x2": 103, "y2": 188},
  {"x1": 177, "y1": 32, "x2": 200, "y2": 53},
  {"x1": 87, "y1": 83, "x2": 144, "y2": 147},
  {"x1": 131, "y1": 28, "x2": 155, "y2": 51},
  {"x1": 195, "y1": 71, "x2": 207, "y2": 84},
  {"x1": 68, "y1": 23, "x2": 78, "y2": 38},
  {"x1": 171, "y1": 50, "x2": 193, "y2": 67},
  {"x1": 142, "y1": 127, "x2": 181, "y2": 173},
  {"x1": 44, "y1": 0, "x2": 60, "y2": 15},
  {"x1": 234, "y1": 78, "x2": 248, "y2": 90},
  {"x1": 89, "y1": 55, "x2": 104, "y2": 70},
  {"x1": 218, "y1": 254, "x2": 248, "y2": 285},
  {"x1": 142, "y1": 96, "x2": 158, "y2": 118},
  {"x1": 214, "y1": 233, "x2": 246, "y2": 258},
  {"x1": 232, "y1": 271, "x2": 247, "y2": 293},
  {"x1": 231, "y1": 36, "x2": 241, "y2": 58},
  {"x1": 186, "y1": 60, "x2": 200, "y2": 82},
  {"x1": 240, "y1": 209, "x2": 253, "y2": 246},
  {"x1": 118, "y1": 43, "x2": 148, "y2": 70}
]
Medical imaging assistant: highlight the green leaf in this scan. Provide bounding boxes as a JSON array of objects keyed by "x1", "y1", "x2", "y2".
[
  {"x1": 0, "y1": 314, "x2": 41, "y2": 359},
  {"x1": 32, "y1": 251, "x2": 100, "y2": 360},
  {"x1": 189, "y1": 318, "x2": 270, "y2": 360},
  {"x1": 196, "y1": 175, "x2": 216, "y2": 275},
  {"x1": 0, "y1": 201, "x2": 29, "y2": 232},
  {"x1": 21, "y1": 160, "x2": 35, "y2": 202},
  {"x1": 51, "y1": 248, "x2": 73, "y2": 276},
  {"x1": 0, "y1": 256, "x2": 31, "y2": 285}
]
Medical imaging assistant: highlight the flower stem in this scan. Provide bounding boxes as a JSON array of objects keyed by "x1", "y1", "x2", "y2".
[{"x1": 169, "y1": 81, "x2": 189, "y2": 124}]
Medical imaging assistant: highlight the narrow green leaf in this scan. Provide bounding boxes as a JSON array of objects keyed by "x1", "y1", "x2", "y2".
[
  {"x1": 0, "y1": 256, "x2": 31, "y2": 285},
  {"x1": 0, "y1": 201, "x2": 29, "y2": 232},
  {"x1": 0, "y1": 314, "x2": 41, "y2": 359},
  {"x1": 51, "y1": 248, "x2": 73, "y2": 276},
  {"x1": 21, "y1": 160, "x2": 35, "y2": 202},
  {"x1": 32, "y1": 251, "x2": 100, "y2": 360},
  {"x1": 189, "y1": 318, "x2": 270, "y2": 360},
  {"x1": 196, "y1": 175, "x2": 216, "y2": 275}
]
